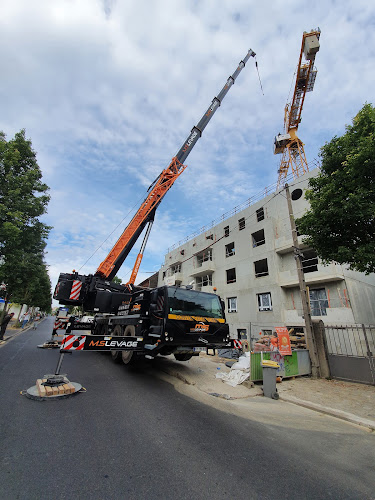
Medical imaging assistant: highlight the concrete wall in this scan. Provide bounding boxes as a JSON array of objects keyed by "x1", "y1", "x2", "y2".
[{"x1": 158, "y1": 169, "x2": 375, "y2": 340}]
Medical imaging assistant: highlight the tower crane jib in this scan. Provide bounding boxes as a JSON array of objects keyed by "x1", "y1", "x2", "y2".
[{"x1": 274, "y1": 29, "x2": 321, "y2": 189}]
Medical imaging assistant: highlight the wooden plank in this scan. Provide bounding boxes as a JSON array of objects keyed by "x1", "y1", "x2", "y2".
[
  {"x1": 58, "y1": 385, "x2": 65, "y2": 395},
  {"x1": 45, "y1": 386, "x2": 53, "y2": 397},
  {"x1": 36, "y1": 379, "x2": 46, "y2": 397},
  {"x1": 51, "y1": 386, "x2": 59, "y2": 396},
  {"x1": 67, "y1": 383, "x2": 76, "y2": 394}
]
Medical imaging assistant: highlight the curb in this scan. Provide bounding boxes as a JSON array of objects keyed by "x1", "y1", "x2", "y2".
[
  {"x1": 157, "y1": 359, "x2": 375, "y2": 431},
  {"x1": 280, "y1": 394, "x2": 375, "y2": 431}
]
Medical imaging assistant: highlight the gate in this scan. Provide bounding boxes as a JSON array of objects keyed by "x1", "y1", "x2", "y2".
[{"x1": 324, "y1": 324, "x2": 375, "y2": 385}]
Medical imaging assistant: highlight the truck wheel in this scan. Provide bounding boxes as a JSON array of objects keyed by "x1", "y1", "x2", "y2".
[
  {"x1": 122, "y1": 325, "x2": 137, "y2": 365},
  {"x1": 174, "y1": 353, "x2": 193, "y2": 361},
  {"x1": 111, "y1": 325, "x2": 123, "y2": 364}
]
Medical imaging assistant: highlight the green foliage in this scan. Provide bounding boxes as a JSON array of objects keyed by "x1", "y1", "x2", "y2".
[
  {"x1": 0, "y1": 129, "x2": 52, "y2": 311},
  {"x1": 112, "y1": 276, "x2": 122, "y2": 284},
  {"x1": 296, "y1": 103, "x2": 375, "y2": 274}
]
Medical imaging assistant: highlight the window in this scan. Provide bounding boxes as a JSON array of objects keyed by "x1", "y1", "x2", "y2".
[
  {"x1": 196, "y1": 248, "x2": 212, "y2": 267},
  {"x1": 309, "y1": 288, "x2": 329, "y2": 316},
  {"x1": 226, "y1": 268, "x2": 236, "y2": 284},
  {"x1": 206, "y1": 234, "x2": 214, "y2": 240},
  {"x1": 256, "y1": 207, "x2": 264, "y2": 222},
  {"x1": 257, "y1": 292, "x2": 272, "y2": 311},
  {"x1": 227, "y1": 297, "x2": 237, "y2": 313},
  {"x1": 195, "y1": 274, "x2": 213, "y2": 289},
  {"x1": 225, "y1": 242, "x2": 235, "y2": 257},
  {"x1": 291, "y1": 188, "x2": 303, "y2": 201},
  {"x1": 251, "y1": 229, "x2": 265, "y2": 247},
  {"x1": 238, "y1": 217, "x2": 245, "y2": 230},
  {"x1": 169, "y1": 263, "x2": 181, "y2": 275},
  {"x1": 254, "y1": 259, "x2": 268, "y2": 277},
  {"x1": 224, "y1": 225, "x2": 229, "y2": 237},
  {"x1": 237, "y1": 329, "x2": 247, "y2": 340},
  {"x1": 302, "y1": 250, "x2": 318, "y2": 273}
]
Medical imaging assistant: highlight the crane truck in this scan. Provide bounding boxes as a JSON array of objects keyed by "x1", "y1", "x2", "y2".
[{"x1": 53, "y1": 49, "x2": 256, "y2": 364}]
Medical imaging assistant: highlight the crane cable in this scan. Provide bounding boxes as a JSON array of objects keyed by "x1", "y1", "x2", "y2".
[{"x1": 254, "y1": 57, "x2": 264, "y2": 95}]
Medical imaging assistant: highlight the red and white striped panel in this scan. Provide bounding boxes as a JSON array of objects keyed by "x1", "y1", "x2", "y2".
[
  {"x1": 53, "y1": 319, "x2": 68, "y2": 330},
  {"x1": 61, "y1": 335, "x2": 86, "y2": 351},
  {"x1": 69, "y1": 280, "x2": 82, "y2": 300},
  {"x1": 233, "y1": 339, "x2": 242, "y2": 349}
]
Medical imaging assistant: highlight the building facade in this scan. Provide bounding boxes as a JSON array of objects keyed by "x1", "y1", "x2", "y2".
[{"x1": 158, "y1": 170, "x2": 375, "y2": 346}]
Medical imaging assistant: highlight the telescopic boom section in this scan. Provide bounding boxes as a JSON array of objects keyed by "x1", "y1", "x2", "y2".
[{"x1": 95, "y1": 49, "x2": 256, "y2": 282}]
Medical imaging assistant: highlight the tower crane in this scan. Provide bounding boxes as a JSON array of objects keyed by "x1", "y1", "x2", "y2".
[{"x1": 274, "y1": 29, "x2": 321, "y2": 189}]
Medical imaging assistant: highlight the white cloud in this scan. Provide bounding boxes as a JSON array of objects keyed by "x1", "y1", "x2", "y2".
[{"x1": 1, "y1": 0, "x2": 374, "y2": 305}]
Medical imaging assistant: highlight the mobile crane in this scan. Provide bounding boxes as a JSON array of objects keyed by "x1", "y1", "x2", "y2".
[
  {"x1": 274, "y1": 29, "x2": 321, "y2": 189},
  {"x1": 53, "y1": 49, "x2": 256, "y2": 364}
]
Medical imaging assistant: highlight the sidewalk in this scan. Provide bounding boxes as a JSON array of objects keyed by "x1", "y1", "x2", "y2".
[
  {"x1": 0, "y1": 320, "x2": 41, "y2": 342},
  {"x1": 155, "y1": 352, "x2": 375, "y2": 431}
]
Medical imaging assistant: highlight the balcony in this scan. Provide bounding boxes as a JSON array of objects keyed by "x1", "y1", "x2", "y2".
[
  {"x1": 164, "y1": 273, "x2": 183, "y2": 286},
  {"x1": 278, "y1": 264, "x2": 345, "y2": 288},
  {"x1": 275, "y1": 235, "x2": 308, "y2": 255},
  {"x1": 190, "y1": 261, "x2": 216, "y2": 277}
]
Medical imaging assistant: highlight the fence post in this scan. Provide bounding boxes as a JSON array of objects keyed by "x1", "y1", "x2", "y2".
[{"x1": 361, "y1": 324, "x2": 375, "y2": 386}]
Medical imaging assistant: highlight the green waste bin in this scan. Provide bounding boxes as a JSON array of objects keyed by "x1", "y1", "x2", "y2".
[{"x1": 261, "y1": 360, "x2": 280, "y2": 400}]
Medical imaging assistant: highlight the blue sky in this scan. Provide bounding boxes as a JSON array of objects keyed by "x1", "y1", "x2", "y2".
[{"x1": 1, "y1": 0, "x2": 374, "y2": 306}]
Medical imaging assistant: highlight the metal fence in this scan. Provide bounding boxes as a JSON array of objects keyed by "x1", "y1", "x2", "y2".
[{"x1": 324, "y1": 324, "x2": 375, "y2": 385}]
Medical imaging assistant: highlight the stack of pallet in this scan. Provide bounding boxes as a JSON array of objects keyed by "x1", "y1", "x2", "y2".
[{"x1": 36, "y1": 378, "x2": 76, "y2": 397}]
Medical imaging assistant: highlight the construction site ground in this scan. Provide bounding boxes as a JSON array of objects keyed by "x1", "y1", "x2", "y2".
[
  {"x1": 2, "y1": 322, "x2": 374, "y2": 431},
  {"x1": 153, "y1": 351, "x2": 375, "y2": 431}
]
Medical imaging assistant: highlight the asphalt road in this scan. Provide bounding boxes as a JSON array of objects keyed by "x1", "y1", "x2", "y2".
[{"x1": 0, "y1": 317, "x2": 374, "y2": 500}]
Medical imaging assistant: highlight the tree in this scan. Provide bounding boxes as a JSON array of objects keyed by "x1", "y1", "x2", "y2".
[
  {"x1": 0, "y1": 130, "x2": 52, "y2": 317},
  {"x1": 296, "y1": 103, "x2": 375, "y2": 274}
]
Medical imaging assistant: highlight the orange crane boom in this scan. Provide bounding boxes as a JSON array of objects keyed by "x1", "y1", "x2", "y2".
[
  {"x1": 274, "y1": 29, "x2": 321, "y2": 189},
  {"x1": 95, "y1": 49, "x2": 256, "y2": 283}
]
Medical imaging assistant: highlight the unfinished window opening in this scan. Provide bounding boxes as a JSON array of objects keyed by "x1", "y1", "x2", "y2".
[
  {"x1": 251, "y1": 229, "x2": 265, "y2": 248},
  {"x1": 196, "y1": 248, "x2": 213, "y2": 267},
  {"x1": 254, "y1": 259, "x2": 268, "y2": 278},
  {"x1": 302, "y1": 250, "x2": 318, "y2": 273},
  {"x1": 195, "y1": 274, "x2": 213, "y2": 290},
  {"x1": 309, "y1": 288, "x2": 328, "y2": 316},
  {"x1": 206, "y1": 234, "x2": 214, "y2": 240},
  {"x1": 256, "y1": 207, "x2": 265, "y2": 222},
  {"x1": 238, "y1": 217, "x2": 245, "y2": 230},
  {"x1": 226, "y1": 268, "x2": 236, "y2": 284},
  {"x1": 169, "y1": 263, "x2": 181, "y2": 275},
  {"x1": 291, "y1": 188, "x2": 303, "y2": 201},
  {"x1": 225, "y1": 242, "x2": 235, "y2": 257},
  {"x1": 257, "y1": 292, "x2": 272, "y2": 311},
  {"x1": 224, "y1": 226, "x2": 230, "y2": 237},
  {"x1": 227, "y1": 297, "x2": 237, "y2": 313}
]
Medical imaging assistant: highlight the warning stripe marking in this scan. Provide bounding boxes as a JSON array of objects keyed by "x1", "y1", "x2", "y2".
[
  {"x1": 69, "y1": 280, "x2": 82, "y2": 300},
  {"x1": 61, "y1": 335, "x2": 86, "y2": 351},
  {"x1": 233, "y1": 339, "x2": 242, "y2": 349},
  {"x1": 53, "y1": 319, "x2": 68, "y2": 330}
]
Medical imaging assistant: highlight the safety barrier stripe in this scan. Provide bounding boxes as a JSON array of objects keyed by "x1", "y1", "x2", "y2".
[
  {"x1": 69, "y1": 280, "x2": 82, "y2": 300},
  {"x1": 61, "y1": 335, "x2": 86, "y2": 351}
]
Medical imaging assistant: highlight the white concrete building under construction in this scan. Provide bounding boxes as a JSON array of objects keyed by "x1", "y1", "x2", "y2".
[{"x1": 158, "y1": 169, "x2": 375, "y2": 345}]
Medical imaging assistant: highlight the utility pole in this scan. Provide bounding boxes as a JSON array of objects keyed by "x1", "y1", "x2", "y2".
[{"x1": 285, "y1": 184, "x2": 320, "y2": 377}]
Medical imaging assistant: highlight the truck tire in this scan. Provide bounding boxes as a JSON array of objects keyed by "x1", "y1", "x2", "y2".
[
  {"x1": 122, "y1": 325, "x2": 137, "y2": 365},
  {"x1": 174, "y1": 353, "x2": 193, "y2": 361},
  {"x1": 111, "y1": 325, "x2": 123, "y2": 364}
]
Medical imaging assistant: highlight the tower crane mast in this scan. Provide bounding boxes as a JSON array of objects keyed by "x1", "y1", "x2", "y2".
[{"x1": 274, "y1": 29, "x2": 321, "y2": 189}]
